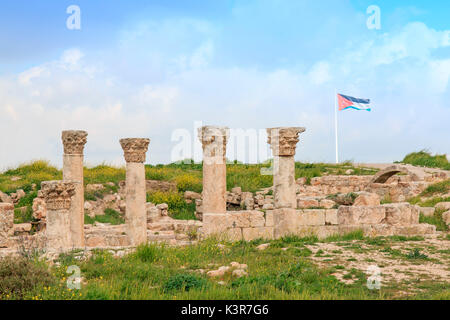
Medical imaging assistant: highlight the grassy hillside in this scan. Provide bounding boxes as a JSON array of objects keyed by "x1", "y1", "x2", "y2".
[{"x1": 400, "y1": 151, "x2": 450, "y2": 170}]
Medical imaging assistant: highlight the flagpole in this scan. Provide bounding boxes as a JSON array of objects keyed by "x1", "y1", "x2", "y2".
[{"x1": 334, "y1": 89, "x2": 339, "y2": 164}]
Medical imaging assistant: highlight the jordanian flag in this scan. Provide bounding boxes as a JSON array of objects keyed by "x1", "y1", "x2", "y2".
[{"x1": 337, "y1": 93, "x2": 371, "y2": 111}]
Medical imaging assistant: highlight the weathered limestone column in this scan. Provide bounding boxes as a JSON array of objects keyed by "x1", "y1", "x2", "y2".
[
  {"x1": 198, "y1": 126, "x2": 229, "y2": 213},
  {"x1": 267, "y1": 127, "x2": 305, "y2": 209},
  {"x1": 120, "y1": 138, "x2": 150, "y2": 246},
  {"x1": 62, "y1": 130, "x2": 88, "y2": 247},
  {"x1": 40, "y1": 181, "x2": 76, "y2": 250},
  {"x1": 0, "y1": 203, "x2": 14, "y2": 247}
]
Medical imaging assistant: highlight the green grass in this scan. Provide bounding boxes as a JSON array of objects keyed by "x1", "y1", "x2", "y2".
[
  {"x1": 420, "y1": 180, "x2": 450, "y2": 197},
  {"x1": 1, "y1": 233, "x2": 449, "y2": 300},
  {"x1": 14, "y1": 207, "x2": 34, "y2": 224},
  {"x1": 0, "y1": 160, "x2": 61, "y2": 194},
  {"x1": 0, "y1": 240, "x2": 383, "y2": 300},
  {"x1": 419, "y1": 211, "x2": 449, "y2": 232},
  {"x1": 408, "y1": 195, "x2": 450, "y2": 208},
  {"x1": 84, "y1": 208, "x2": 125, "y2": 225},
  {"x1": 3, "y1": 235, "x2": 448, "y2": 300},
  {"x1": 400, "y1": 150, "x2": 450, "y2": 170},
  {"x1": 146, "y1": 191, "x2": 197, "y2": 220}
]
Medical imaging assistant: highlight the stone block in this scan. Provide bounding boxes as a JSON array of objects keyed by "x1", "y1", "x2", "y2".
[
  {"x1": 435, "y1": 202, "x2": 450, "y2": 211},
  {"x1": 353, "y1": 192, "x2": 380, "y2": 206},
  {"x1": 202, "y1": 213, "x2": 232, "y2": 235},
  {"x1": 442, "y1": 211, "x2": 450, "y2": 226},
  {"x1": 229, "y1": 210, "x2": 265, "y2": 228},
  {"x1": 325, "y1": 209, "x2": 338, "y2": 225},
  {"x1": 225, "y1": 228, "x2": 243, "y2": 241},
  {"x1": 383, "y1": 203, "x2": 418, "y2": 225},
  {"x1": 0, "y1": 203, "x2": 14, "y2": 247},
  {"x1": 265, "y1": 210, "x2": 274, "y2": 227},
  {"x1": 392, "y1": 224, "x2": 436, "y2": 236},
  {"x1": 418, "y1": 206, "x2": 435, "y2": 217},
  {"x1": 242, "y1": 227, "x2": 273, "y2": 241},
  {"x1": 297, "y1": 209, "x2": 325, "y2": 226},
  {"x1": 297, "y1": 197, "x2": 319, "y2": 209},
  {"x1": 337, "y1": 206, "x2": 385, "y2": 225},
  {"x1": 319, "y1": 199, "x2": 335, "y2": 209}
]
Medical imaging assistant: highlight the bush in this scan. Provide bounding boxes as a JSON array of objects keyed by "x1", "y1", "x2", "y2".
[
  {"x1": 174, "y1": 174, "x2": 202, "y2": 193},
  {"x1": 84, "y1": 164, "x2": 125, "y2": 185},
  {"x1": 406, "y1": 248, "x2": 428, "y2": 260},
  {"x1": 401, "y1": 151, "x2": 450, "y2": 170},
  {"x1": 147, "y1": 191, "x2": 185, "y2": 210},
  {"x1": 163, "y1": 273, "x2": 206, "y2": 292},
  {"x1": 0, "y1": 257, "x2": 55, "y2": 298}
]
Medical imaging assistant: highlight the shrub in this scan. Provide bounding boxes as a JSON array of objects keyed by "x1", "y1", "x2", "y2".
[
  {"x1": 174, "y1": 174, "x2": 202, "y2": 193},
  {"x1": 0, "y1": 257, "x2": 55, "y2": 298},
  {"x1": 84, "y1": 164, "x2": 125, "y2": 185},
  {"x1": 401, "y1": 151, "x2": 450, "y2": 170},
  {"x1": 406, "y1": 248, "x2": 428, "y2": 260},
  {"x1": 147, "y1": 191, "x2": 185, "y2": 210},
  {"x1": 14, "y1": 207, "x2": 34, "y2": 224},
  {"x1": 163, "y1": 273, "x2": 206, "y2": 292},
  {"x1": 16, "y1": 191, "x2": 38, "y2": 208},
  {"x1": 134, "y1": 244, "x2": 162, "y2": 263}
]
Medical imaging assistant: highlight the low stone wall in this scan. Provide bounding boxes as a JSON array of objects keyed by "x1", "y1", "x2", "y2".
[
  {"x1": 366, "y1": 181, "x2": 428, "y2": 202},
  {"x1": 271, "y1": 203, "x2": 435, "y2": 239},
  {"x1": 298, "y1": 176, "x2": 372, "y2": 196},
  {"x1": 201, "y1": 203, "x2": 436, "y2": 242},
  {"x1": 202, "y1": 211, "x2": 274, "y2": 241}
]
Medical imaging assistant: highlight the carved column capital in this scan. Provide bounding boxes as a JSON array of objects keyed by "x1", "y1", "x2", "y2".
[
  {"x1": 120, "y1": 138, "x2": 150, "y2": 163},
  {"x1": 197, "y1": 126, "x2": 229, "y2": 159},
  {"x1": 267, "y1": 127, "x2": 305, "y2": 156},
  {"x1": 40, "y1": 181, "x2": 76, "y2": 210},
  {"x1": 62, "y1": 130, "x2": 88, "y2": 155}
]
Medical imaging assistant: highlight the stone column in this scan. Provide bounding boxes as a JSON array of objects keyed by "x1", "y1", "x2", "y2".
[
  {"x1": 62, "y1": 130, "x2": 88, "y2": 248},
  {"x1": 120, "y1": 138, "x2": 150, "y2": 246},
  {"x1": 198, "y1": 126, "x2": 229, "y2": 213},
  {"x1": 40, "y1": 181, "x2": 76, "y2": 250},
  {"x1": 267, "y1": 127, "x2": 305, "y2": 209},
  {"x1": 0, "y1": 203, "x2": 14, "y2": 247}
]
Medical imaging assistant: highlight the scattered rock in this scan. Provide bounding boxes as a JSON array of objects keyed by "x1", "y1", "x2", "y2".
[
  {"x1": 86, "y1": 184, "x2": 105, "y2": 192},
  {"x1": 443, "y1": 211, "x2": 450, "y2": 226},
  {"x1": 319, "y1": 199, "x2": 336, "y2": 209},
  {"x1": 418, "y1": 207, "x2": 435, "y2": 217},
  {"x1": 232, "y1": 269, "x2": 248, "y2": 278},
  {"x1": 435, "y1": 202, "x2": 450, "y2": 211},
  {"x1": 231, "y1": 187, "x2": 242, "y2": 194},
  {"x1": 0, "y1": 191, "x2": 12, "y2": 204},
  {"x1": 207, "y1": 269, "x2": 225, "y2": 278},
  {"x1": 354, "y1": 192, "x2": 380, "y2": 206},
  {"x1": 184, "y1": 191, "x2": 201, "y2": 200},
  {"x1": 32, "y1": 197, "x2": 46, "y2": 220},
  {"x1": 256, "y1": 243, "x2": 270, "y2": 251},
  {"x1": 13, "y1": 223, "x2": 32, "y2": 234}
]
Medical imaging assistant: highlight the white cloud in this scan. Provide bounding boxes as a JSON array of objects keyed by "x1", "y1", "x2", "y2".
[{"x1": 1, "y1": 20, "x2": 449, "y2": 171}]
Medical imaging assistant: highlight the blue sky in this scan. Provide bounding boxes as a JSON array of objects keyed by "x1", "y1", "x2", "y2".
[{"x1": 0, "y1": 0, "x2": 449, "y2": 168}]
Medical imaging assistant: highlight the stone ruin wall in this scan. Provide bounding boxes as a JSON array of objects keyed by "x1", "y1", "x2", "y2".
[{"x1": 0, "y1": 126, "x2": 446, "y2": 255}]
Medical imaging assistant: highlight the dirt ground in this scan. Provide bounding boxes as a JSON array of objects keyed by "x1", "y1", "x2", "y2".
[{"x1": 305, "y1": 233, "x2": 450, "y2": 295}]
